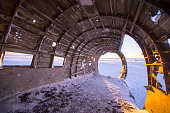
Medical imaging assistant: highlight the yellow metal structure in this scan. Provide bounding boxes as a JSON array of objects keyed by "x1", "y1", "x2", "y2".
[
  {"x1": 0, "y1": 51, "x2": 4, "y2": 67},
  {"x1": 144, "y1": 86, "x2": 170, "y2": 113}
]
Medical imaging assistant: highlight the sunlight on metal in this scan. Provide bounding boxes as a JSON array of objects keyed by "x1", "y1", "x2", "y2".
[{"x1": 144, "y1": 86, "x2": 170, "y2": 113}]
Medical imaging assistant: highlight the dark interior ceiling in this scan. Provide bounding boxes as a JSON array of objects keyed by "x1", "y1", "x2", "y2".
[
  {"x1": 0, "y1": 0, "x2": 170, "y2": 91},
  {"x1": 0, "y1": 0, "x2": 169, "y2": 55}
]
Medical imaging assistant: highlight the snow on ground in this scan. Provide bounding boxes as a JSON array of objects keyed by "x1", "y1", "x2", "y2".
[
  {"x1": 0, "y1": 74, "x2": 148, "y2": 113},
  {"x1": 98, "y1": 58, "x2": 148, "y2": 109}
]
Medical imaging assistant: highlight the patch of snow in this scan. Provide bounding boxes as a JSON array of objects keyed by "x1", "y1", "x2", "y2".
[
  {"x1": 98, "y1": 58, "x2": 147, "y2": 109},
  {"x1": 0, "y1": 74, "x2": 146, "y2": 113}
]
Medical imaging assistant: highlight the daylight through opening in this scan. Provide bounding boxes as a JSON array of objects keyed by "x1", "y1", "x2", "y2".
[
  {"x1": 53, "y1": 56, "x2": 64, "y2": 66},
  {"x1": 98, "y1": 53, "x2": 122, "y2": 78},
  {"x1": 151, "y1": 10, "x2": 161, "y2": 23},
  {"x1": 2, "y1": 52, "x2": 33, "y2": 66},
  {"x1": 121, "y1": 34, "x2": 147, "y2": 109}
]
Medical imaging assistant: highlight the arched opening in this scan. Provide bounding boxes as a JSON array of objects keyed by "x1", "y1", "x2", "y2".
[
  {"x1": 121, "y1": 34, "x2": 148, "y2": 109},
  {"x1": 0, "y1": 0, "x2": 169, "y2": 112},
  {"x1": 98, "y1": 53, "x2": 122, "y2": 78}
]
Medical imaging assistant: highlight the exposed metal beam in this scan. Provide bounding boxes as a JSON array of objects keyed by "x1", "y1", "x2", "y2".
[
  {"x1": 55, "y1": 14, "x2": 126, "y2": 47},
  {"x1": 109, "y1": 0, "x2": 113, "y2": 15},
  {"x1": 93, "y1": 46, "x2": 118, "y2": 56},
  {"x1": 0, "y1": 43, "x2": 37, "y2": 52},
  {"x1": 69, "y1": 40, "x2": 84, "y2": 77},
  {"x1": 19, "y1": 2, "x2": 66, "y2": 68},
  {"x1": 0, "y1": 1, "x2": 21, "y2": 60},
  {"x1": 11, "y1": 24, "x2": 44, "y2": 36},
  {"x1": 72, "y1": 36, "x2": 120, "y2": 76},
  {"x1": 64, "y1": 27, "x2": 122, "y2": 58},
  {"x1": 81, "y1": 6, "x2": 97, "y2": 30},
  {"x1": 130, "y1": 0, "x2": 145, "y2": 33},
  {"x1": 140, "y1": 13, "x2": 169, "y2": 43},
  {"x1": 113, "y1": 0, "x2": 116, "y2": 15},
  {"x1": 31, "y1": 24, "x2": 52, "y2": 68},
  {"x1": 3, "y1": 1, "x2": 21, "y2": 43},
  {"x1": 14, "y1": 16, "x2": 44, "y2": 31},
  {"x1": 149, "y1": 13, "x2": 169, "y2": 34},
  {"x1": 13, "y1": 17, "x2": 45, "y2": 35},
  {"x1": 144, "y1": 0, "x2": 170, "y2": 15},
  {"x1": 119, "y1": 0, "x2": 135, "y2": 50},
  {"x1": 22, "y1": 1, "x2": 79, "y2": 39},
  {"x1": 91, "y1": 45, "x2": 118, "y2": 54},
  {"x1": 21, "y1": 2, "x2": 87, "y2": 69}
]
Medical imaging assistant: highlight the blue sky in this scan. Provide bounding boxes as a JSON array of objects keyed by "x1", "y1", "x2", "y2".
[{"x1": 121, "y1": 35, "x2": 143, "y2": 58}]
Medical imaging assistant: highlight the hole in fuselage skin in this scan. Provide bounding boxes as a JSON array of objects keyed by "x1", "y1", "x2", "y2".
[
  {"x1": 156, "y1": 73, "x2": 166, "y2": 91},
  {"x1": 98, "y1": 53, "x2": 122, "y2": 78},
  {"x1": 121, "y1": 35, "x2": 147, "y2": 109},
  {"x1": 52, "y1": 42, "x2": 56, "y2": 47},
  {"x1": 2, "y1": 52, "x2": 33, "y2": 66},
  {"x1": 98, "y1": 35, "x2": 148, "y2": 109},
  {"x1": 151, "y1": 10, "x2": 161, "y2": 23},
  {"x1": 33, "y1": 19, "x2": 36, "y2": 23}
]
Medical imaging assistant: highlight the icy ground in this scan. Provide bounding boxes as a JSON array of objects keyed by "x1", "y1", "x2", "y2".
[
  {"x1": 0, "y1": 74, "x2": 148, "y2": 113},
  {"x1": 98, "y1": 58, "x2": 148, "y2": 109}
]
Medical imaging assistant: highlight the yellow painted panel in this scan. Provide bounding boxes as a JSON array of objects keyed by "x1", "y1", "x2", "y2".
[{"x1": 144, "y1": 86, "x2": 170, "y2": 113}]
